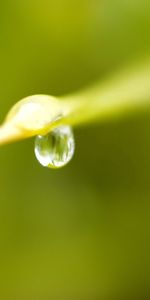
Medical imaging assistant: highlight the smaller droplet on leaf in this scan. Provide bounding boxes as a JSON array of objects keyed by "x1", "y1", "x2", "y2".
[{"x1": 34, "y1": 125, "x2": 75, "y2": 169}]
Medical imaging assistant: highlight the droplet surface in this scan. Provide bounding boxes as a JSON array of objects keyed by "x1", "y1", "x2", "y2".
[{"x1": 34, "y1": 126, "x2": 75, "y2": 169}]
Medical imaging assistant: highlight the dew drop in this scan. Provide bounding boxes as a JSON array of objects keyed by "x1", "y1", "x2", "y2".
[{"x1": 34, "y1": 125, "x2": 75, "y2": 169}]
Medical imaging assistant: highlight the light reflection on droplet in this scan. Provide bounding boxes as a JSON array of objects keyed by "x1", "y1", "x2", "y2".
[{"x1": 34, "y1": 125, "x2": 75, "y2": 169}]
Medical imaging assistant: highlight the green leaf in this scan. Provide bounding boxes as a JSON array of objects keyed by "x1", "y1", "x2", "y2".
[{"x1": 0, "y1": 57, "x2": 150, "y2": 145}]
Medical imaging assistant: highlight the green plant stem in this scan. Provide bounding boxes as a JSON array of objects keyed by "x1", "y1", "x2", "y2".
[{"x1": 0, "y1": 59, "x2": 150, "y2": 146}]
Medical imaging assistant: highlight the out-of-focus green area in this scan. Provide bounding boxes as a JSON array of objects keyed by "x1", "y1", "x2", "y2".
[{"x1": 0, "y1": 0, "x2": 150, "y2": 298}]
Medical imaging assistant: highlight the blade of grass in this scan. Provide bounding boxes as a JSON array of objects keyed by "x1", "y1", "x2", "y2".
[{"x1": 0, "y1": 58, "x2": 150, "y2": 145}]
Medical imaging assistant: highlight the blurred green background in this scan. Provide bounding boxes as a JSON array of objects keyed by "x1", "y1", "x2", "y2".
[{"x1": 0, "y1": 0, "x2": 150, "y2": 298}]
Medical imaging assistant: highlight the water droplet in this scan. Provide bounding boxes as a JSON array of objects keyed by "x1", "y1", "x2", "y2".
[{"x1": 34, "y1": 126, "x2": 75, "y2": 169}]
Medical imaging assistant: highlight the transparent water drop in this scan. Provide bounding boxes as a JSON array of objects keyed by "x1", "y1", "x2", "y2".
[{"x1": 34, "y1": 125, "x2": 75, "y2": 169}]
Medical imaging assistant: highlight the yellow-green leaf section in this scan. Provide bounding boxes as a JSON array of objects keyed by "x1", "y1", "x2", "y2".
[{"x1": 0, "y1": 58, "x2": 150, "y2": 145}]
